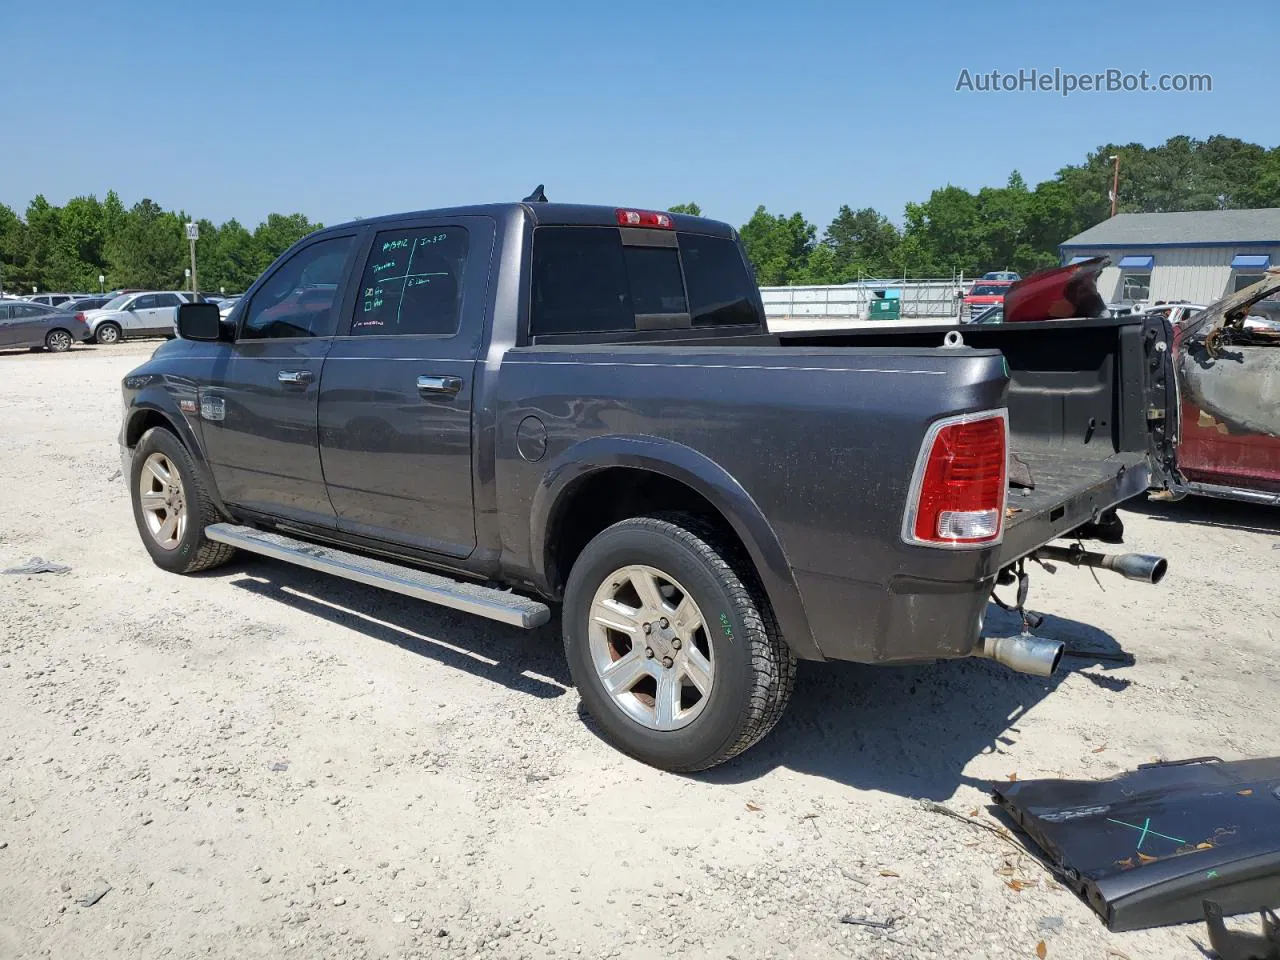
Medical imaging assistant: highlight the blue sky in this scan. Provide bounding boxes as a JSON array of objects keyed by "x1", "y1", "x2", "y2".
[{"x1": 5, "y1": 0, "x2": 1269, "y2": 231}]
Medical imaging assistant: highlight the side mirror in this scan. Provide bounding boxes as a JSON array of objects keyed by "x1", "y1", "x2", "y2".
[{"x1": 177, "y1": 302, "x2": 225, "y2": 341}]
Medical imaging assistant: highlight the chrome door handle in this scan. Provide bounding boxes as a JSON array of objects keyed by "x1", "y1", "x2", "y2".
[
  {"x1": 277, "y1": 370, "x2": 314, "y2": 386},
  {"x1": 417, "y1": 375, "x2": 463, "y2": 397}
]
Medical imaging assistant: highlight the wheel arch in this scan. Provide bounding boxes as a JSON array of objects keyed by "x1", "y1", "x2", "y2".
[
  {"x1": 124, "y1": 398, "x2": 230, "y2": 518},
  {"x1": 530, "y1": 435, "x2": 823, "y2": 660}
]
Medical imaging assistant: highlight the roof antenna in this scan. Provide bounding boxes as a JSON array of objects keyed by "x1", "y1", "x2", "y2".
[{"x1": 522, "y1": 184, "x2": 548, "y2": 203}]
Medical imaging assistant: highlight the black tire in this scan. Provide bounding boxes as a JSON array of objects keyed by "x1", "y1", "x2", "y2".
[
  {"x1": 44, "y1": 328, "x2": 74, "y2": 352},
  {"x1": 129, "y1": 427, "x2": 237, "y2": 574},
  {"x1": 95, "y1": 321, "x2": 122, "y2": 344},
  {"x1": 563, "y1": 513, "x2": 796, "y2": 772}
]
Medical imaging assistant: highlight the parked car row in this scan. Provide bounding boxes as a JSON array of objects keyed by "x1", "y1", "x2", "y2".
[{"x1": 0, "y1": 287, "x2": 245, "y2": 353}]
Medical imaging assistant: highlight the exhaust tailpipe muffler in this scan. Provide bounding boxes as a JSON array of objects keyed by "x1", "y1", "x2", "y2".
[
  {"x1": 971, "y1": 634, "x2": 1064, "y2": 677},
  {"x1": 1035, "y1": 545, "x2": 1168, "y2": 585}
]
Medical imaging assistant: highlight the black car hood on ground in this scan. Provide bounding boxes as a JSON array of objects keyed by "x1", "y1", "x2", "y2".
[{"x1": 994, "y1": 756, "x2": 1280, "y2": 932}]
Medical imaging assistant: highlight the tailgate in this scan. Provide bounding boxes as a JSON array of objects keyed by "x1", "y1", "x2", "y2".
[{"x1": 994, "y1": 310, "x2": 1178, "y2": 564}]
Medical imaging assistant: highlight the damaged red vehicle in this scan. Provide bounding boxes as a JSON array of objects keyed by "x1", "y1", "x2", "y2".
[
  {"x1": 1164, "y1": 271, "x2": 1280, "y2": 506},
  {"x1": 1002, "y1": 258, "x2": 1280, "y2": 506}
]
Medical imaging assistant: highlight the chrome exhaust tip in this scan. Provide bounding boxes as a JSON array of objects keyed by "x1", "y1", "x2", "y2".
[
  {"x1": 1102, "y1": 553, "x2": 1168, "y2": 585},
  {"x1": 1034, "y1": 545, "x2": 1168, "y2": 585},
  {"x1": 972, "y1": 634, "x2": 1064, "y2": 677}
]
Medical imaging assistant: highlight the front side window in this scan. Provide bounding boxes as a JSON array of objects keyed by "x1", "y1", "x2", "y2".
[
  {"x1": 133, "y1": 294, "x2": 158, "y2": 310},
  {"x1": 241, "y1": 235, "x2": 353, "y2": 340},
  {"x1": 1120, "y1": 273, "x2": 1151, "y2": 302},
  {"x1": 349, "y1": 226, "x2": 468, "y2": 336}
]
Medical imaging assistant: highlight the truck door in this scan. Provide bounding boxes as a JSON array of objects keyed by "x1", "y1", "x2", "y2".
[
  {"x1": 318, "y1": 216, "x2": 495, "y2": 558},
  {"x1": 197, "y1": 231, "x2": 360, "y2": 527}
]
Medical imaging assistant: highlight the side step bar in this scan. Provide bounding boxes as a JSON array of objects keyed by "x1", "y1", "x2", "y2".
[{"x1": 204, "y1": 523, "x2": 552, "y2": 629}]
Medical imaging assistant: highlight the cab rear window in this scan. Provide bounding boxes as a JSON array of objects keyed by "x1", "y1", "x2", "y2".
[{"x1": 530, "y1": 226, "x2": 761, "y2": 337}]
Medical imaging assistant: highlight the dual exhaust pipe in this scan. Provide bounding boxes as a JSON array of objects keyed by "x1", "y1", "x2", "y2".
[
  {"x1": 970, "y1": 546, "x2": 1168, "y2": 677},
  {"x1": 1032, "y1": 545, "x2": 1168, "y2": 585}
]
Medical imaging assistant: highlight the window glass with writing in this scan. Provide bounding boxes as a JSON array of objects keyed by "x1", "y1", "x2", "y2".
[{"x1": 351, "y1": 226, "x2": 469, "y2": 336}]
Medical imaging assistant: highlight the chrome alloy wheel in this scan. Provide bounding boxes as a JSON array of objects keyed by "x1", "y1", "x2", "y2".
[
  {"x1": 588, "y1": 564, "x2": 715, "y2": 731},
  {"x1": 138, "y1": 452, "x2": 187, "y2": 551}
]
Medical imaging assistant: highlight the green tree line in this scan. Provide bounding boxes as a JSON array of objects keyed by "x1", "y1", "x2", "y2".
[
  {"x1": 0, "y1": 191, "x2": 320, "y2": 295},
  {"x1": 701, "y1": 135, "x2": 1280, "y2": 285},
  {"x1": 3, "y1": 135, "x2": 1278, "y2": 296}
]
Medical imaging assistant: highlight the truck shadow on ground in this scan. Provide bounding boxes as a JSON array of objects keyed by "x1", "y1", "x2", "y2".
[
  {"x1": 224, "y1": 560, "x2": 1130, "y2": 799},
  {"x1": 225, "y1": 559, "x2": 572, "y2": 699},
  {"x1": 1123, "y1": 496, "x2": 1280, "y2": 534},
  {"x1": 694, "y1": 604, "x2": 1132, "y2": 799}
]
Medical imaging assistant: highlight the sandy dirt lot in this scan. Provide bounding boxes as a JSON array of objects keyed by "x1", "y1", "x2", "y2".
[{"x1": 1, "y1": 340, "x2": 1277, "y2": 960}]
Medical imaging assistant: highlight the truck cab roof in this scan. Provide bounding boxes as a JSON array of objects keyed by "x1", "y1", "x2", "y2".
[{"x1": 328, "y1": 202, "x2": 737, "y2": 239}]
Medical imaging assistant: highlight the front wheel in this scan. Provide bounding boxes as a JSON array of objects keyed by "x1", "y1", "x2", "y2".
[
  {"x1": 129, "y1": 427, "x2": 237, "y2": 574},
  {"x1": 562, "y1": 513, "x2": 796, "y2": 772},
  {"x1": 95, "y1": 321, "x2": 121, "y2": 344},
  {"x1": 44, "y1": 329, "x2": 73, "y2": 352}
]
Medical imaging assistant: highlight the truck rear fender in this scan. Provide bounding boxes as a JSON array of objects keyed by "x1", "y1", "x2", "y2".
[{"x1": 530, "y1": 435, "x2": 823, "y2": 661}]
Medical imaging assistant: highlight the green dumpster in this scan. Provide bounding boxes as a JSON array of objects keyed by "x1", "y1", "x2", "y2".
[{"x1": 868, "y1": 289, "x2": 901, "y2": 320}]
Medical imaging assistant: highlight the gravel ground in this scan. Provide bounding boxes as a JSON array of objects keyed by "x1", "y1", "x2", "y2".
[{"x1": 1, "y1": 340, "x2": 1277, "y2": 960}]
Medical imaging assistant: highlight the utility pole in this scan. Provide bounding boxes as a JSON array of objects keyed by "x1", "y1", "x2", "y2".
[
  {"x1": 185, "y1": 222, "x2": 200, "y2": 298},
  {"x1": 1109, "y1": 155, "x2": 1121, "y2": 218}
]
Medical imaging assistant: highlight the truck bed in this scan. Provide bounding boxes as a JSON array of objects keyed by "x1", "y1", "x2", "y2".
[{"x1": 776, "y1": 315, "x2": 1173, "y2": 562}]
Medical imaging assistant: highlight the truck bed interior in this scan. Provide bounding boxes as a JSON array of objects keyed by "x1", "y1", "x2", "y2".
[{"x1": 778, "y1": 318, "x2": 1158, "y2": 547}]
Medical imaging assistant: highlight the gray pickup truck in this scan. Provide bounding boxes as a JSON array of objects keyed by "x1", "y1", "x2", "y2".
[{"x1": 119, "y1": 199, "x2": 1175, "y2": 772}]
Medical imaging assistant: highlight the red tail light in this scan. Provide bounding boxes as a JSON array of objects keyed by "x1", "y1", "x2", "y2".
[
  {"x1": 616, "y1": 208, "x2": 674, "y2": 229},
  {"x1": 75, "y1": 312, "x2": 87, "y2": 324},
  {"x1": 902, "y1": 411, "x2": 1008, "y2": 547}
]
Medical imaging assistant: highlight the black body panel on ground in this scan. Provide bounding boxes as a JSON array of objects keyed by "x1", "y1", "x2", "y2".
[{"x1": 994, "y1": 757, "x2": 1280, "y2": 932}]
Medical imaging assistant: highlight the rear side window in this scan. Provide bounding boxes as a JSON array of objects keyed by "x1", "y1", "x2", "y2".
[
  {"x1": 349, "y1": 226, "x2": 468, "y2": 337},
  {"x1": 530, "y1": 226, "x2": 759, "y2": 336},
  {"x1": 13, "y1": 304, "x2": 48, "y2": 318}
]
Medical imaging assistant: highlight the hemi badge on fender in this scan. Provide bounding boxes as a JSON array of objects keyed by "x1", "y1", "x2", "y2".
[
  {"x1": 200, "y1": 395, "x2": 225, "y2": 422},
  {"x1": 179, "y1": 399, "x2": 197, "y2": 414}
]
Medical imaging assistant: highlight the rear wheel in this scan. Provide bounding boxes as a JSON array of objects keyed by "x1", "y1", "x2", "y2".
[
  {"x1": 95, "y1": 321, "x2": 121, "y2": 344},
  {"x1": 44, "y1": 329, "x2": 73, "y2": 352},
  {"x1": 129, "y1": 427, "x2": 237, "y2": 574},
  {"x1": 563, "y1": 513, "x2": 796, "y2": 772}
]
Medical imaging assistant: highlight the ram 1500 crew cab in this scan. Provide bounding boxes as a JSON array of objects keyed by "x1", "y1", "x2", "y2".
[{"x1": 119, "y1": 201, "x2": 1175, "y2": 771}]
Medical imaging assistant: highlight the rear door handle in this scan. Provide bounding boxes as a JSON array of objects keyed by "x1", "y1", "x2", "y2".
[
  {"x1": 277, "y1": 370, "x2": 314, "y2": 386},
  {"x1": 417, "y1": 375, "x2": 463, "y2": 397}
]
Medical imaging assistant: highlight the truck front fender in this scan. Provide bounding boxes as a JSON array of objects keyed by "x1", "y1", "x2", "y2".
[
  {"x1": 529, "y1": 435, "x2": 823, "y2": 661},
  {"x1": 122, "y1": 385, "x2": 230, "y2": 519}
]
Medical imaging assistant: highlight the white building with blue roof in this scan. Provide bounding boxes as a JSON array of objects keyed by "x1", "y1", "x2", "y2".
[{"x1": 1059, "y1": 208, "x2": 1280, "y2": 306}]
